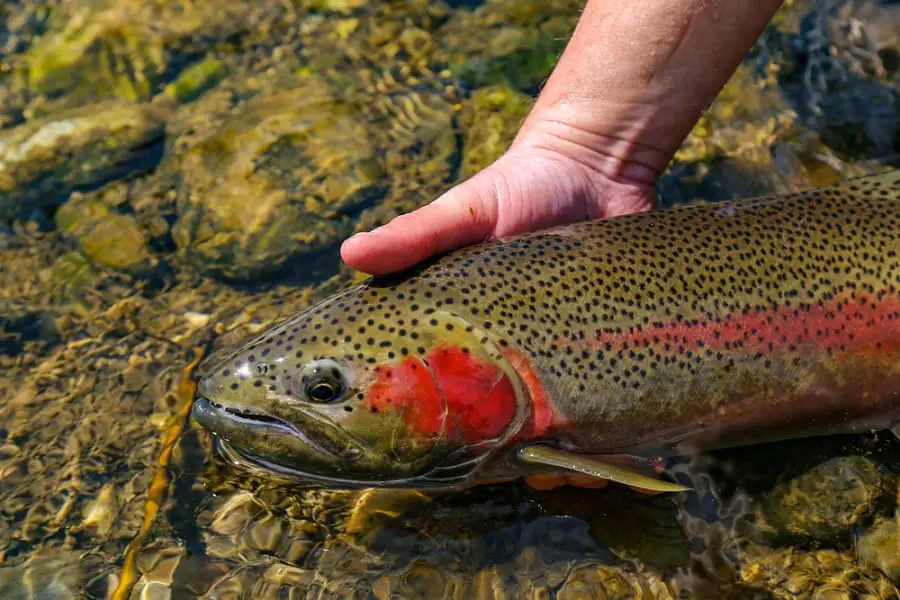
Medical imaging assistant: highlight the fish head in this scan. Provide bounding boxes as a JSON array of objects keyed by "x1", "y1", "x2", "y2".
[{"x1": 193, "y1": 284, "x2": 531, "y2": 488}]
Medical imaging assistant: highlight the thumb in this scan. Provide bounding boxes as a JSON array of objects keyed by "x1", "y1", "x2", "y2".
[{"x1": 341, "y1": 173, "x2": 501, "y2": 275}]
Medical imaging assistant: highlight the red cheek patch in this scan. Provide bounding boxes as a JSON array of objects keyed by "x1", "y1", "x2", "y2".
[
  {"x1": 424, "y1": 346, "x2": 518, "y2": 443},
  {"x1": 363, "y1": 346, "x2": 520, "y2": 444},
  {"x1": 365, "y1": 356, "x2": 444, "y2": 437}
]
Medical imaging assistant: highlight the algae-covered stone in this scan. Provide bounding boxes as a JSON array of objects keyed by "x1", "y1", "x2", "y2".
[
  {"x1": 172, "y1": 83, "x2": 386, "y2": 280},
  {"x1": 0, "y1": 101, "x2": 165, "y2": 221},
  {"x1": 673, "y1": 57, "x2": 871, "y2": 188},
  {"x1": 450, "y1": 30, "x2": 565, "y2": 93},
  {"x1": 56, "y1": 196, "x2": 156, "y2": 272},
  {"x1": 738, "y1": 546, "x2": 899, "y2": 599},
  {"x1": 857, "y1": 515, "x2": 900, "y2": 583},
  {"x1": 439, "y1": 1, "x2": 578, "y2": 94},
  {"x1": 459, "y1": 85, "x2": 532, "y2": 179},
  {"x1": 22, "y1": 1, "x2": 166, "y2": 103},
  {"x1": 674, "y1": 63, "x2": 798, "y2": 166},
  {"x1": 17, "y1": 0, "x2": 249, "y2": 105},
  {"x1": 747, "y1": 456, "x2": 886, "y2": 544},
  {"x1": 55, "y1": 176, "x2": 168, "y2": 275}
]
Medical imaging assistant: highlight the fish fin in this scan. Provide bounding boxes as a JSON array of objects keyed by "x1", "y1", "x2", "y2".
[{"x1": 518, "y1": 445, "x2": 691, "y2": 493}]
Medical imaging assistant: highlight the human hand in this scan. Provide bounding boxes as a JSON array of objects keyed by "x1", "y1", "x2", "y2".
[{"x1": 340, "y1": 141, "x2": 657, "y2": 275}]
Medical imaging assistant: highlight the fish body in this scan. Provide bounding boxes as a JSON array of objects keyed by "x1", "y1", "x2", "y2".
[{"x1": 193, "y1": 172, "x2": 900, "y2": 489}]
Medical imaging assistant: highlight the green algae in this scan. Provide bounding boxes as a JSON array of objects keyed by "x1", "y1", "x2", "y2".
[
  {"x1": 49, "y1": 251, "x2": 99, "y2": 307},
  {"x1": 164, "y1": 58, "x2": 227, "y2": 104},
  {"x1": 450, "y1": 31, "x2": 565, "y2": 93},
  {"x1": 459, "y1": 84, "x2": 532, "y2": 179},
  {"x1": 303, "y1": 0, "x2": 367, "y2": 16}
]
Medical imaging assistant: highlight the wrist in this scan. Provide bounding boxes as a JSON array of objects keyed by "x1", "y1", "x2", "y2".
[
  {"x1": 510, "y1": 0, "x2": 784, "y2": 190},
  {"x1": 512, "y1": 99, "x2": 673, "y2": 188}
]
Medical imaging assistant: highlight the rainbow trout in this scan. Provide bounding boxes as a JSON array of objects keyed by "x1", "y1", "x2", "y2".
[{"x1": 193, "y1": 172, "x2": 900, "y2": 491}]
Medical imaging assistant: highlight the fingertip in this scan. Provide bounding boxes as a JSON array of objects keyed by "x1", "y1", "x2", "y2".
[
  {"x1": 339, "y1": 232, "x2": 366, "y2": 268},
  {"x1": 340, "y1": 229, "x2": 405, "y2": 275}
]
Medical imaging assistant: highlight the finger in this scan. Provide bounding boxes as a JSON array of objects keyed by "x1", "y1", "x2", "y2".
[{"x1": 341, "y1": 176, "x2": 500, "y2": 275}]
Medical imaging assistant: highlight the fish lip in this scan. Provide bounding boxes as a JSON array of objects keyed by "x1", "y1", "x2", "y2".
[
  {"x1": 194, "y1": 397, "x2": 298, "y2": 433},
  {"x1": 192, "y1": 397, "x2": 345, "y2": 462}
]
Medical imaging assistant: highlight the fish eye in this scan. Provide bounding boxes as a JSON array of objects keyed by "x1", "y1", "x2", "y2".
[
  {"x1": 307, "y1": 380, "x2": 338, "y2": 402},
  {"x1": 294, "y1": 359, "x2": 347, "y2": 404}
]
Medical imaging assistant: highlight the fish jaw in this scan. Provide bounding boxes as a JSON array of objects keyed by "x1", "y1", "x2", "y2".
[{"x1": 191, "y1": 373, "x2": 395, "y2": 483}]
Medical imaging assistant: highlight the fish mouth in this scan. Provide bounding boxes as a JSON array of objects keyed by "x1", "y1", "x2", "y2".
[
  {"x1": 198, "y1": 398, "x2": 296, "y2": 431},
  {"x1": 192, "y1": 397, "x2": 360, "y2": 464},
  {"x1": 194, "y1": 396, "x2": 298, "y2": 433}
]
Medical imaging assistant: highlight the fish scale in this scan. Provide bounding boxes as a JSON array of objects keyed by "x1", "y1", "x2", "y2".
[{"x1": 193, "y1": 171, "x2": 900, "y2": 490}]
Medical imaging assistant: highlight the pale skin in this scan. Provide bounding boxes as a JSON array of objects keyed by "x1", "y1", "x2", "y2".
[{"x1": 341, "y1": 0, "x2": 785, "y2": 489}]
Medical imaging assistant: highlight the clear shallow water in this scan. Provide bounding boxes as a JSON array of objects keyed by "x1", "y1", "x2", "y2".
[{"x1": 0, "y1": 0, "x2": 899, "y2": 598}]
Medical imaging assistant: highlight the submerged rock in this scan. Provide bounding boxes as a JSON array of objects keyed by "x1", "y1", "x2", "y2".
[
  {"x1": 0, "y1": 101, "x2": 165, "y2": 221},
  {"x1": 747, "y1": 456, "x2": 887, "y2": 545},
  {"x1": 56, "y1": 194, "x2": 157, "y2": 273},
  {"x1": 765, "y1": 0, "x2": 900, "y2": 162},
  {"x1": 658, "y1": 157, "x2": 796, "y2": 208},
  {"x1": 16, "y1": 0, "x2": 253, "y2": 106},
  {"x1": 0, "y1": 557, "x2": 81, "y2": 600},
  {"x1": 857, "y1": 514, "x2": 900, "y2": 584},
  {"x1": 172, "y1": 83, "x2": 386, "y2": 280}
]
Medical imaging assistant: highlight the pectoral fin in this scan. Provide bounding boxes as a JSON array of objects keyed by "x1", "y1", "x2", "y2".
[{"x1": 518, "y1": 445, "x2": 691, "y2": 493}]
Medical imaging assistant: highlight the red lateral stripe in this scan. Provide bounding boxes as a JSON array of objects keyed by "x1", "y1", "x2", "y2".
[{"x1": 584, "y1": 292, "x2": 900, "y2": 355}]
